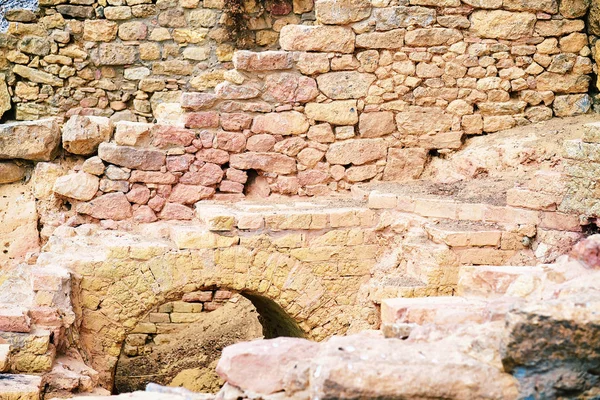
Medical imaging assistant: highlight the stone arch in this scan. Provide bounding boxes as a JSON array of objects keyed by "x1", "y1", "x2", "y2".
[{"x1": 66, "y1": 238, "x2": 366, "y2": 389}]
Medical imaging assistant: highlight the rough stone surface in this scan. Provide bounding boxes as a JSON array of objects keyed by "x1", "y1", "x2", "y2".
[
  {"x1": 0, "y1": 118, "x2": 61, "y2": 161},
  {"x1": 62, "y1": 116, "x2": 113, "y2": 155},
  {"x1": 279, "y1": 25, "x2": 355, "y2": 53}
]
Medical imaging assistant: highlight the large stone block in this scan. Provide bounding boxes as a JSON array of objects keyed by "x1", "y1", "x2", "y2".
[
  {"x1": 470, "y1": 10, "x2": 536, "y2": 39},
  {"x1": 12, "y1": 65, "x2": 63, "y2": 87},
  {"x1": 305, "y1": 100, "x2": 359, "y2": 125},
  {"x1": 503, "y1": 0, "x2": 558, "y2": 13},
  {"x1": 553, "y1": 94, "x2": 591, "y2": 117},
  {"x1": 536, "y1": 72, "x2": 590, "y2": 93},
  {"x1": 92, "y1": 43, "x2": 137, "y2": 65},
  {"x1": 0, "y1": 162, "x2": 25, "y2": 184},
  {"x1": 359, "y1": 111, "x2": 396, "y2": 138},
  {"x1": 0, "y1": 118, "x2": 61, "y2": 161},
  {"x1": 98, "y1": 142, "x2": 166, "y2": 170},
  {"x1": 373, "y1": 6, "x2": 436, "y2": 30},
  {"x1": 280, "y1": 25, "x2": 355, "y2": 53},
  {"x1": 395, "y1": 108, "x2": 453, "y2": 136},
  {"x1": 326, "y1": 139, "x2": 387, "y2": 165},
  {"x1": 230, "y1": 152, "x2": 297, "y2": 174},
  {"x1": 232, "y1": 51, "x2": 293, "y2": 71},
  {"x1": 62, "y1": 115, "x2": 113, "y2": 155},
  {"x1": 404, "y1": 28, "x2": 463, "y2": 46},
  {"x1": 356, "y1": 30, "x2": 405, "y2": 49},
  {"x1": 535, "y1": 19, "x2": 584, "y2": 36},
  {"x1": 251, "y1": 111, "x2": 309, "y2": 135},
  {"x1": 77, "y1": 192, "x2": 132, "y2": 220},
  {"x1": 53, "y1": 172, "x2": 100, "y2": 201},
  {"x1": 315, "y1": 0, "x2": 371, "y2": 24},
  {"x1": 317, "y1": 72, "x2": 376, "y2": 100},
  {"x1": 262, "y1": 73, "x2": 319, "y2": 103}
]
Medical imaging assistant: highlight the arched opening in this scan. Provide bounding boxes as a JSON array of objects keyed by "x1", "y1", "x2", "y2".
[{"x1": 113, "y1": 289, "x2": 303, "y2": 394}]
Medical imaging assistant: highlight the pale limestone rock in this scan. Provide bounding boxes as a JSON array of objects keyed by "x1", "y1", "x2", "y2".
[
  {"x1": 12, "y1": 64, "x2": 63, "y2": 86},
  {"x1": 359, "y1": 111, "x2": 396, "y2": 137},
  {"x1": 315, "y1": 0, "x2": 371, "y2": 24},
  {"x1": 251, "y1": 111, "x2": 309, "y2": 135},
  {"x1": 503, "y1": 0, "x2": 558, "y2": 13},
  {"x1": 0, "y1": 162, "x2": 25, "y2": 184},
  {"x1": 279, "y1": 25, "x2": 355, "y2": 53},
  {"x1": 404, "y1": 28, "x2": 463, "y2": 46},
  {"x1": 0, "y1": 184, "x2": 40, "y2": 264},
  {"x1": 383, "y1": 147, "x2": 428, "y2": 180},
  {"x1": 62, "y1": 115, "x2": 113, "y2": 155},
  {"x1": 373, "y1": 5, "x2": 435, "y2": 30},
  {"x1": 53, "y1": 172, "x2": 100, "y2": 201},
  {"x1": 345, "y1": 164, "x2": 379, "y2": 182},
  {"x1": 553, "y1": 94, "x2": 591, "y2": 117},
  {"x1": 316, "y1": 72, "x2": 376, "y2": 99},
  {"x1": 83, "y1": 20, "x2": 118, "y2": 41},
  {"x1": 356, "y1": 29, "x2": 405, "y2": 49},
  {"x1": 326, "y1": 138, "x2": 387, "y2": 165},
  {"x1": 0, "y1": 118, "x2": 61, "y2": 161},
  {"x1": 536, "y1": 72, "x2": 590, "y2": 93},
  {"x1": 469, "y1": 10, "x2": 536, "y2": 40},
  {"x1": 305, "y1": 100, "x2": 359, "y2": 125},
  {"x1": 395, "y1": 107, "x2": 453, "y2": 136},
  {"x1": 560, "y1": 0, "x2": 589, "y2": 17},
  {"x1": 229, "y1": 152, "x2": 297, "y2": 174}
]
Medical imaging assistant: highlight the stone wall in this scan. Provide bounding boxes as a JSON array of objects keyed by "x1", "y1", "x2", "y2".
[{"x1": 0, "y1": 0, "x2": 595, "y2": 210}]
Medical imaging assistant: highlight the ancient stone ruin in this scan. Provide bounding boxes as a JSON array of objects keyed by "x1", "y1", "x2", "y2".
[{"x1": 2, "y1": 0, "x2": 600, "y2": 396}]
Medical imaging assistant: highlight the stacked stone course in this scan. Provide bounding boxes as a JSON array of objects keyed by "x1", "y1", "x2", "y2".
[{"x1": 0, "y1": 0, "x2": 596, "y2": 216}]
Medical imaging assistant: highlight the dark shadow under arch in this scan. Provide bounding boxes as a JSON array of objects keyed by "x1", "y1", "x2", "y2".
[{"x1": 242, "y1": 292, "x2": 305, "y2": 339}]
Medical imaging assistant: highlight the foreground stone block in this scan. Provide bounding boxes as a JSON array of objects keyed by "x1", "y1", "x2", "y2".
[
  {"x1": 279, "y1": 25, "x2": 355, "y2": 53},
  {"x1": 62, "y1": 115, "x2": 113, "y2": 155},
  {"x1": 217, "y1": 337, "x2": 319, "y2": 394},
  {"x1": 536, "y1": 72, "x2": 590, "y2": 93},
  {"x1": 0, "y1": 118, "x2": 61, "y2": 161},
  {"x1": 553, "y1": 94, "x2": 591, "y2": 116},
  {"x1": 217, "y1": 335, "x2": 520, "y2": 399}
]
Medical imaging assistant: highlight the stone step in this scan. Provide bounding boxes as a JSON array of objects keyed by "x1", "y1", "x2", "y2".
[
  {"x1": 0, "y1": 306, "x2": 31, "y2": 333},
  {"x1": 194, "y1": 200, "x2": 375, "y2": 232},
  {"x1": 380, "y1": 296, "x2": 494, "y2": 327},
  {"x1": 0, "y1": 373, "x2": 43, "y2": 400},
  {"x1": 457, "y1": 265, "x2": 546, "y2": 298}
]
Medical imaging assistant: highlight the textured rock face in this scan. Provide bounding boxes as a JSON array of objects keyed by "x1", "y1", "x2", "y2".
[
  {"x1": 0, "y1": 119, "x2": 61, "y2": 161},
  {"x1": 0, "y1": 75, "x2": 10, "y2": 120},
  {"x1": 62, "y1": 116, "x2": 113, "y2": 155},
  {"x1": 216, "y1": 334, "x2": 520, "y2": 399}
]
